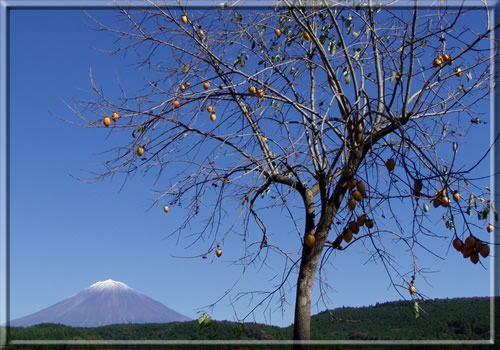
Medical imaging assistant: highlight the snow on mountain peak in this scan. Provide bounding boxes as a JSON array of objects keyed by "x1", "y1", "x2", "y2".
[
  {"x1": 87, "y1": 279, "x2": 131, "y2": 291},
  {"x1": 10, "y1": 279, "x2": 192, "y2": 327}
]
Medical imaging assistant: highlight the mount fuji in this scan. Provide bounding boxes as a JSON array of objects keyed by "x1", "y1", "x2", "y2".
[{"x1": 10, "y1": 279, "x2": 191, "y2": 327}]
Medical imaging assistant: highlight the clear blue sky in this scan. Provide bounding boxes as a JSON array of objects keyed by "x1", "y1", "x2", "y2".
[{"x1": 8, "y1": 8, "x2": 495, "y2": 329}]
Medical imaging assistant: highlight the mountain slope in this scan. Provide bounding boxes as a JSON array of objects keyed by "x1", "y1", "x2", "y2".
[{"x1": 10, "y1": 279, "x2": 191, "y2": 327}]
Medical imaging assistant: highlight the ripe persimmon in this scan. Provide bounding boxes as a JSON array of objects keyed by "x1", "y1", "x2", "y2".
[
  {"x1": 440, "y1": 196, "x2": 451, "y2": 207},
  {"x1": 487, "y1": 224, "x2": 494, "y2": 233},
  {"x1": 305, "y1": 234, "x2": 316, "y2": 247},
  {"x1": 216, "y1": 249, "x2": 222, "y2": 257},
  {"x1": 257, "y1": 89, "x2": 264, "y2": 98},
  {"x1": 343, "y1": 229, "x2": 353, "y2": 243},
  {"x1": 352, "y1": 190, "x2": 363, "y2": 202},
  {"x1": 385, "y1": 159, "x2": 395, "y2": 172},
  {"x1": 207, "y1": 106, "x2": 214, "y2": 113},
  {"x1": 173, "y1": 100, "x2": 180, "y2": 109},
  {"x1": 455, "y1": 67, "x2": 463, "y2": 77},
  {"x1": 111, "y1": 112, "x2": 119, "y2": 122},
  {"x1": 365, "y1": 219, "x2": 374, "y2": 229},
  {"x1": 464, "y1": 236, "x2": 476, "y2": 249},
  {"x1": 453, "y1": 191, "x2": 460, "y2": 202},
  {"x1": 434, "y1": 188, "x2": 446, "y2": 197},
  {"x1": 409, "y1": 285, "x2": 416, "y2": 295},
  {"x1": 103, "y1": 117, "x2": 111, "y2": 127},
  {"x1": 474, "y1": 239, "x2": 482, "y2": 252},
  {"x1": 274, "y1": 28, "x2": 281, "y2": 37},
  {"x1": 181, "y1": 15, "x2": 188, "y2": 24},
  {"x1": 433, "y1": 56, "x2": 442, "y2": 68},
  {"x1": 356, "y1": 181, "x2": 366, "y2": 195},
  {"x1": 347, "y1": 178, "x2": 357, "y2": 190},
  {"x1": 137, "y1": 147, "x2": 145, "y2": 156},
  {"x1": 452, "y1": 238, "x2": 463, "y2": 251},
  {"x1": 163, "y1": 205, "x2": 169, "y2": 213},
  {"x1": 203, "y1": 81, "x2": 210, "y2": 90},
  {"x1": 470, "y1": 252, "x2": 479, "y2": 264},
  {"x1": 210, "y1": 113, "x2": 216, "y2": 121},
  {"x1": 349, "y1": 221, "x2": 360, "y2": 234},
  {"x1": 303, "y1": 32, "x2": 311, "y2": 41},
  {"x1": 462, "y1": 246, "x2": 474, "y2": 258},
  {"x1": 347, "y1": 198, "x2": 356, "y2": 211},
  {"x1": 479, "y1": 244, "x2": 490, "y2": 258},
  {"x1": 357, "y1": 214, "x2": 366, "y2": 227}
]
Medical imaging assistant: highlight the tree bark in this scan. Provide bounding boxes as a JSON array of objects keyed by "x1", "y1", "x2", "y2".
[
  {"x1": 293, "y1": 188, "x2": 321, "y2": 349},
  {"x1": 292, "y1": 175, "x2": 352, "y2": 349},
  {"x1": 293, "y1": 245, "x2": 321, "y2": 348}
]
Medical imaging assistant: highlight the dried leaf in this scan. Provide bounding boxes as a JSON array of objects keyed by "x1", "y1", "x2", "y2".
[
  {"x1": 390, "y1": 71, "x2": 397, "y2": 84},
  {"x1": 469, "y1": 194, "x2": 475, "y2": 208}
]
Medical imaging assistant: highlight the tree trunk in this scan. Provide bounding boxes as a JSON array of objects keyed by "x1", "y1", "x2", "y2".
[
  {"x1": 292, "y1": 178, "x2": 350, "y2": 349},
  {"x1": 293, "y1": 247, "x2": 321, "y2": 349}
]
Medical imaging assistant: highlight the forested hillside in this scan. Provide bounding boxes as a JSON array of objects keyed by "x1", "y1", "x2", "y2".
[{"x1": 6, "y1": 297, "x2": 494, "y2": 346}]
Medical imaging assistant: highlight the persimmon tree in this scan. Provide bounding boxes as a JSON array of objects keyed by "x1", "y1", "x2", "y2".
[{"x1": 68, "y1": 1, "x2": 499, "y2": 345}]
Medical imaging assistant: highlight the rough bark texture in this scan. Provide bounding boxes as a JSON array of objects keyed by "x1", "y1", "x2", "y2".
[
  {"x1": 293, "y1": 175, "x2": 352, "y2": 348},
  {"x1": 293, "y1": 236, "x2": 321, "y2": 345}
]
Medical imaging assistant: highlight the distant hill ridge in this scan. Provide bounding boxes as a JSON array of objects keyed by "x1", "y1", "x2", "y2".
[{"x1": 8, "y1": 296, "x2": 495, "y2": 342}]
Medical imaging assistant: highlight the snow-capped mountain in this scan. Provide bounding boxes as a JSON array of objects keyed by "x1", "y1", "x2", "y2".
[
  {"x1": 10, "y1": 279, "x2": 191, "y2": 327},
  {"x1": 87, "y1": 279, "x2": 132, "y2": 292}
]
